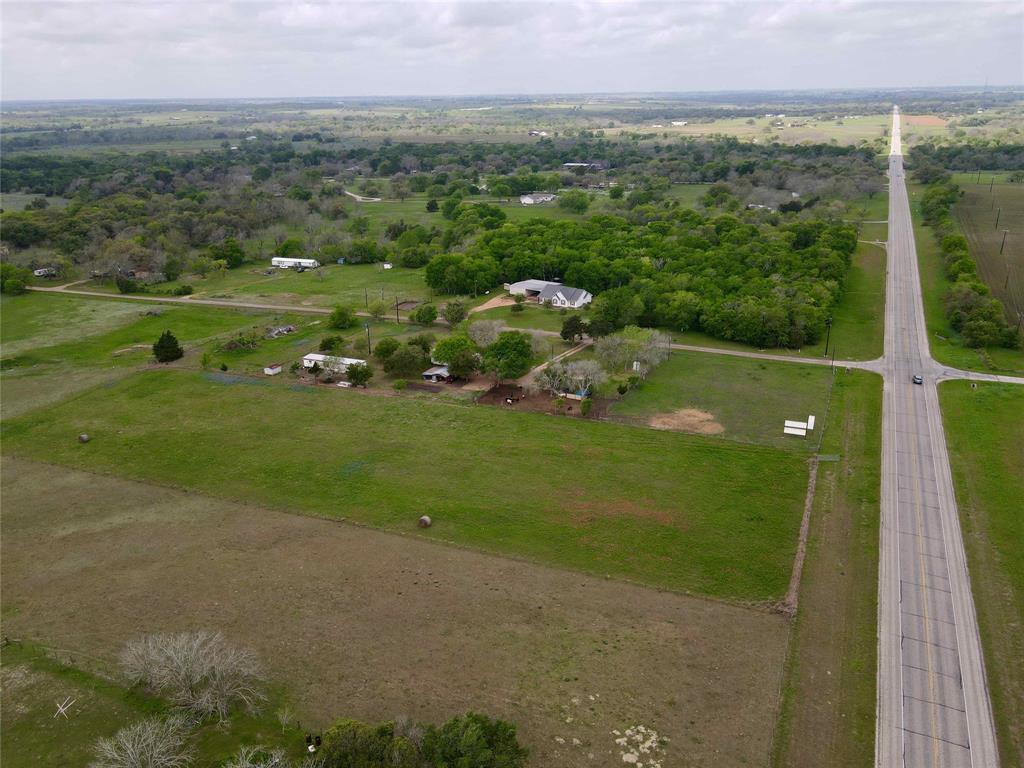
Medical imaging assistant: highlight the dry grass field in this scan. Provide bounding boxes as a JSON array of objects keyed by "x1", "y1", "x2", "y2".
[{"x1": 1, "y1": 457, "x2": 791, "y2": 768}]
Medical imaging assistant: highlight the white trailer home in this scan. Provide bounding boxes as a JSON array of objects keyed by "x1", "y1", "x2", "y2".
[
  {"x1": 302, "y1": 353, "x2": 365, "y2": 375},
  {"x1": 271, "y1": 257, "x2": 320, "y2": 269}
]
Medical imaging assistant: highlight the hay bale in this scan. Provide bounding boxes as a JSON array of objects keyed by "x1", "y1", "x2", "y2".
[
  {"x1": 78, "y1": 433, "x2": 91, "y2": 444},
  {"x1": 417, "y1": 515, "x2": 432, "y2": 528}
]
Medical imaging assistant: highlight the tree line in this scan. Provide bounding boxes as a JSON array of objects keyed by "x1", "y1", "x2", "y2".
[{"x1": 427, "y1": 210, "x2": 858, "y2": 348}]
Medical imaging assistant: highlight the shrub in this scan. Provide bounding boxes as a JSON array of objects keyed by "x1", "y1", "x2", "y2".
[
  {"x1": 409, "y1": 303, "x2": 438, "y2": 326},
  {"x1": 152, "y1": 331, "x2": 184, "y2": 363},
  {"x1": 173, "y1": 285, "x2": 194, "y2": 296},
  {"x1": 405, "y1": 333, "x2": 436, "y2": 353},
  {"x1": 392, "y1": 379, "x2": 407, "y2": 391},
  {"x1": 329, "y1": 305, "x2": 358, "y2": 330},
  {"x1": 442, "y1": 301, "x2": 467, "y2": 326},
  {"x1": 374, "y1": 336, "x2": 401, "y2": 360},
  {"x1": 580, "y1": 398, "x2": 594, "y2": 417},
  {"x1": 319, "y1": 719, "x2": 419, "y2": 768},
  {"x1": 383, "y1": 345, "x2": 429, "y2": 377},
  {"x1": 116, "y1": 275, "x2": 142, "y2": 294},
  {"x1": 421, "y1": 712, "x2": 528, "y2": 768},
  {"x1": 346, "y1": 362, "x2": 373, "y2": 388},
  {"x1": 0, "y1": 263, "x2": 32, "y2": 293},
  {"x1": 320, "y1": 335, "x2": 347, "y2": 354},
  {"x1": 3, "y1": 278, "x2": 26, "y2": 295}
]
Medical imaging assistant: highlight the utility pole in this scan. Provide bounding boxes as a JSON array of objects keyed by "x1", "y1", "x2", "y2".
[
  {"x1": 976, "y1": 169, "x2": 981, "y2": 184},
  {"x1": 364, "y1": 322, "x2": 371, "y2": 355},
  {"x1": 989, "y1": 176, "x2": 995, "y2": 193},
  {"x1": 995, "y1": 207, "x2": 1001, "y2": 229},
  {"x1": 364, "y1": 287, "x2": 368, "y2": 307},
  {"x1": 1000, "y1": 229, "x2": 1008, "y2": 255},
  {"x1": 395, "y1": 298, "x2": 400, "y2": 324},
  {"x1": 823, "y1": 315, "x2": 833, "y2": 358}
]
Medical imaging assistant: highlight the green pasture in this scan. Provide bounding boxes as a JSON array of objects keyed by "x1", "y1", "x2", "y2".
[
  {"x1": 940, "y1": 381, "x2": 1024, "y2": 764},
  {"x1": 2, "y1": 368, "x2": 809, "y2": 602},
  {"x1": 609, "y1": 351, "x2": 836, "y2": 451}
]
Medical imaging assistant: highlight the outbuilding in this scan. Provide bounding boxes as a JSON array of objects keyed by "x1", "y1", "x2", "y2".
[
  {"x1": 263, "y1": 363, "x2": 283, "y2": 376},
  {"x1": 421, "y1": 365, "x2": 451, "y2": 383}
]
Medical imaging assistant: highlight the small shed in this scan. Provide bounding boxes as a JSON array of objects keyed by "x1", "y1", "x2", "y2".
[
  {"x1": 422, "y1": 365, "x2": 451, "y2": 383},
  {"x1": 264, "y1": 363, "x2": 283, "y2": 376}
]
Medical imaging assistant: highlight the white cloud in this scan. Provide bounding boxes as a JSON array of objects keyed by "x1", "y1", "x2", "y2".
[{"x1": 1, "y1": 0, "x2": 1020, "y2": 99}]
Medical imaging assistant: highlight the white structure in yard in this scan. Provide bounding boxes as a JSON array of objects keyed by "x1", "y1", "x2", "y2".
[
  {"x1": 272, "y1": 257, "x2": 320, "y2": 269},
  {"x1": 302, "y1": 353, "x2": 365, "y2": 374},
  {"x1": 506, "y1": 279, "x2": 593, "y2": 309},
  {"x1": 519, "y1": 193, "x2": 556, "y2": 205},
  {"x1": 263, "y1": 363, "x2": 283, "y2": 376}
]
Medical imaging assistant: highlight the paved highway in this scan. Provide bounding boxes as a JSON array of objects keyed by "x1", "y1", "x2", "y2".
[{"x1": 876, "y1": 107, "x2": 1000, "y2": 768}]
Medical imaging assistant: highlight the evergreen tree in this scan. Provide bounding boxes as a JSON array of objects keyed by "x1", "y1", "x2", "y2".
[{"x1": 153, "y1": 330, "x2": 184, "y2": 363}]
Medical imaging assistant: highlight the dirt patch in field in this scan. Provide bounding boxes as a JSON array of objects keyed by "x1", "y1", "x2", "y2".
[
  {"x1": 469, "y1": 294, "x2": 516, "y2": 314},
  {"x1": 903, "y1": 114, "x2": 947, "y2": 127},
  {"x1": 1, "y1": 457, "x2": 789, "y2": 768},
  {"x1": 649, "y1": 408, "x2": 725, "y2": 435},
  {"x1": 111, "y1": 344, "x2": 150, "y2": 356},
  {"x1": 478, "y1": 384, "x2": 612, "y2": 418}
]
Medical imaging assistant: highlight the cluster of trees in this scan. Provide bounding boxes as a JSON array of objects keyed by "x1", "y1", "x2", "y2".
[
  {"x1": 430, "y1": 211, "x2": 858, "y2": 348},
  {"x1": 372, "y1": 324, "x2": 540, "y2": 383},
  {"x1": 313, "y1": 712, "x2": 527, "y2": 768},
  {"x1": 919, "y1": 182, "x2": 1019, "y2": 348},
  {"x1": 910, "y1": 143, "x2": 1024, "y2": 173},
  {"x1": 92, "y1": 629, "x2": 526, "y2": 768}
]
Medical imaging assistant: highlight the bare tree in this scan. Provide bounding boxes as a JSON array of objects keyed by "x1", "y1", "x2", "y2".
[
  {"x1": 595, "y1": 327, "x2": 671, "y2": 376},
  {"x1": 536, "y1": 359, "x2": 606, "y2": 396},
  {"x1": 90, "y1": 714, "x2": 193, "y2": 768},
  {"x1": 223, "y1": 746, "x2": 289, "y2": 768},
  {"x1": 467, "y1": 319, "x2": 505, "y2": 348},
  {"x1": 393, "y1": 714, "x2": 424, "y2": 750},
  {"x1": 120, "y1": 631, "x2": 265, "y2": 720}
]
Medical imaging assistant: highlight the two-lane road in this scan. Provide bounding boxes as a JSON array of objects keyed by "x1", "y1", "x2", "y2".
[{"x1": 876, "y1": 107, "x2": 1000, "y2": 768}]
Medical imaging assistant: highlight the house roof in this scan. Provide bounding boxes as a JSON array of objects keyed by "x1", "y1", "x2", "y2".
[
  {"x1": 423, "y1": 365, "x2": 449, "y2": 377},
  {"x1": 509, "y1": 278, "x2": 559, "y2": 293},
  {"x1": 538, "y1": 284, "x2": 590, "y2": 304}
]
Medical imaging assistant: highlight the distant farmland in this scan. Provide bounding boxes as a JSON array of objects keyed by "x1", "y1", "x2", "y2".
[{"x1": 953, "y1": 173, "x2": 1024, "y2": 322}]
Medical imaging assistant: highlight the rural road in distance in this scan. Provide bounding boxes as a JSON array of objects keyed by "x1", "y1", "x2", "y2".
[{"x1": 875, "y1": 106, "x2": 999, "y2": 768}]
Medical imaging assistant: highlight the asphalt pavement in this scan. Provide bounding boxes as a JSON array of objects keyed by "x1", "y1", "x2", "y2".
[{"x1": 875, "y1": 107, "x2": 1000, "y2": 768}]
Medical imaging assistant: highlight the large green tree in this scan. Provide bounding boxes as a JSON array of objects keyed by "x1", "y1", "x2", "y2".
[{"x1": 482, "y1": 331, "x2": 532, "y2": 381}]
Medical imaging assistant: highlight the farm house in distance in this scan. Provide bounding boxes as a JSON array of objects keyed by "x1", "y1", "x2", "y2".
[
  {"x1": 519, "y1": 193, "x2": 556, "y2": 205},
  {"x1": 506, "y1": 279, "x2": 593, "y2": 309}
]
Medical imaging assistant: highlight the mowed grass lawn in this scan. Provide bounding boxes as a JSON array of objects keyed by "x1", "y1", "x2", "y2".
[
  {"x1": 2, "y1": 369, "x2": 809, "y2": 602},
  {"x1": 940, "y1": 381, "x2": 1024, "y2": 765},
  {"x1": 0, "y1": 293, "x2": 307, "y2": 418},
  {"x1": 610, "y1": 351, "x2": 835, "y2": 451},
  {"x1": 153, "y1": 262, "x2": 433, "y2": 309}
]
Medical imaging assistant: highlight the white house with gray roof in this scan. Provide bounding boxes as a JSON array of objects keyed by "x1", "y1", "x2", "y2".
[{"x1": 505, "y1": 279, "x2": 592, "y2": 309}]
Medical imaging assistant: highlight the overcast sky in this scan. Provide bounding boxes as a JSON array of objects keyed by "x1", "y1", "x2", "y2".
[{"x1": 2, "y1": 0, "x2": 1021, "y2": 101}]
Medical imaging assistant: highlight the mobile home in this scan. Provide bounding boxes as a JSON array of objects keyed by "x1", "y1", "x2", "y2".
[{"x1": 271, "y1": 257, "x2": 320, "y2": 269}]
